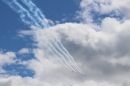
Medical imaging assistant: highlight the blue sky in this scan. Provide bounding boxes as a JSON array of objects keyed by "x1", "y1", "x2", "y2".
[
  {"x1": 0, "y1": 0, "x2": 79, "y2": 51},
  {"x1": 0, "y1": 0, "x2": 130, "y2": 86}
]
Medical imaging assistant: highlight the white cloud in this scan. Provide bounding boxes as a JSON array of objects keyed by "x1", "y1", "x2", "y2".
[
  {"x1": 0, "y1": 76, "x2": 50, "y2": 86},
  {"x1": 78, "y1": 0, "x2": 130, "y2": 23},
  {"x1": 0, "y1": 52, "x2": 16, "y2": 66},
  {"x1": 0, "y1": 51, "x2": 16, "y2": 73},
  {"x1": 17, "y1": 14, "x2": 130, "y2": 86},
  {"x1": 18, "y1": 48, "x2": 30, "y2": 54},
  {"x1": 0, "y1": 76, "x2": 121, "y2": 86},
  {"x1": 18, "y1": 18, "x2": 130, "y2": 85},
  {"x1": 122, "y1": 80, "x2": 130, "y2": 86},
  {"x1": 102, "y1": 56, "x2": 130, "y2": 66}
]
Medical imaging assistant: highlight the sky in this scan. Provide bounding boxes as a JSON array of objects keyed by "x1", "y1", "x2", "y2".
[{"x1": 0, "y1": 0, "x2": 130, "y2": 86}]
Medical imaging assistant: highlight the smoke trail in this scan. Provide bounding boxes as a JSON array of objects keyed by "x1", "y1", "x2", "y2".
[
  {"x1": 20, "y1": 0, "x2": 80, "y2": 72},
  {"x1": 41, "y1": 38, "x2": 74, "y2": 71},
  {"x1": 22, "y1": 0, "x2": 77, "y2": 72},
  {"x1": 2, "y1": 0, "x2": 42, "y2": 28},
  {"x1": 21, "y1": 0, "x2": 49, "y2": 28},
  {"x1": 21, "y1": 0, "x2": 84, "y2": 74},
  {"x1": 50, "y1": 49, "x2": 72, "y2": 71},
  {"x1": 50, "y1": 38, "x2": 82, "y2": 74},
  {"x1": 56, "y1": 39, "x2": 85, "y2": 74},
  {"x1": 48, "y1": 41, "x2": 76, "y2": 72},
  {"x1": 3, "y1": 0, "x2": 84, "y2": 74},
  {"x1": 21, "y1": 0, "x2": 44, "y2": 28}
]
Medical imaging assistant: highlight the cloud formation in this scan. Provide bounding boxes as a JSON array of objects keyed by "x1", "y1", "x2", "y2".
[
  {"x1": 1, "y1": 0, "x2": 130, "y2": 86},
  {"x1": 18, "y1": 48, "x2": 30, "y2": 54}
]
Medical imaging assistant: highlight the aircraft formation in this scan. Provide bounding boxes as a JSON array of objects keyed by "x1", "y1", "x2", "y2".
[{"x1": 2, "y1": 0, "x2": 86, "y2": 76}]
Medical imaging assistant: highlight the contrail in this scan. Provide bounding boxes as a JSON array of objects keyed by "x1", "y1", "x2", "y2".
[
  {"x1": 41, "y1": 38, "x2": 76, "y2": 72},
  {"x1": 21, "y1": 0, "x2": 84, "y2": 74},
  {"x1": 50, "y1": 38, "x2": 83, "y2": 74},
  {"x1": 21, "y1": 0, "x2": 49, "y2": 28},
  {"x1": 21, "y1": 0, "x2": 81, "y2": 73},
  {"x1": 2, "y1": 0, "x2": 42, "y2": 28},
  {"x1": 2, "y1": 0, "x2": 85, "y2": 75},
  {"x1": 42, "y1": 38, "x2": 75, "y2": 72},
  {"x1": 21, "y1": 0, "x2": 83, "y2": 73},
  {"x1": 56, "y1": 39, "x2": 85, "y2": 74},
  {"x1": 50, "y1": 49, "x2": 72, "y2": 71},
  {"x1": 48, "y1": 41, "x2": 76, "y2": 72}
]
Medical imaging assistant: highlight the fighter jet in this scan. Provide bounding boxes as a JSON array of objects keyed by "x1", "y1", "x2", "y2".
[
  {"x1": 83, "y1": 74, "x2": 87, "y2": 76},
  {"x1": 81, "y1": 74, "x2": 87, "y2": 76}
]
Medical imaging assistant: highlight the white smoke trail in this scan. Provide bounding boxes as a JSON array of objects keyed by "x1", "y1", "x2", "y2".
[
  {"x1": 2, "y1": 0, "x2": 42, "y2": 28},
  {"x1": 21, "y1": 0, "x2": 84, "y2": 74},
  {"x1": 50, "y1": 49, "x2": 72, "y2": 71},
  {"x1": 2, "y1": 0, "x2": 84, "y2": 74},
  {"x1": 42, "y1": 38, "x2": 75, "y2": 72},
  {"x1": 56, "y1": 39, "x2": 85, "y2": 74},
  {"x1": 48, "y1": 42, "x2": 76, "y2": 72},
  {"x1": 21, "y1": 0, "x2": 49, "y2": 28},
  {"x1": 50, "y1": 38, "x2": 82, "y2": 74},
  {"x1": 21, "y1": 0, "x2": 80, "y2": 72},
  {"x1": 3, "y1": 0, "x2": 74, "y2": 72}
]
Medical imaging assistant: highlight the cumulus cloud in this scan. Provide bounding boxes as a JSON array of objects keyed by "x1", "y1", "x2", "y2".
[
  {"x1": 18, "y1": 18, "x2": 130, "y2": 85},
  {"x1": 18, "y1": 48, "x2": 30, "y2": 54},
  {"x1": 0, "y1": 76, "x2": 121, "y2": 86},
  {"x1": 78, "y1": 0, "x2": 130, "y2": 23},
  {"x1": 0, "y1": 51, "x2": 16, "y2": 73},
  {"x1": 0, "y1": 51, "x2": 16, "y2": 66}
]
